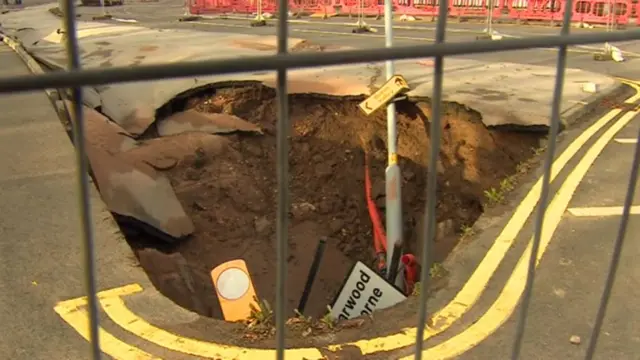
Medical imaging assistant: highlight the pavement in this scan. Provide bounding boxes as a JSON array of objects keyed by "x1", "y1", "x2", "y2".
[
  {"x1": 1, "y1": 1, "x2": 640, "y2": 360},
  {"x1": 0, "y1": 40, "x2": 191, "y2": 360},
  {"x1": 440, "y1": 85, "x2": 640, "y2": 360}
]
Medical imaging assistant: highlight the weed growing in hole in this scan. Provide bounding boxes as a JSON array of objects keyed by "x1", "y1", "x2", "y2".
[
  {"x1": 320, "y1": 305, "x2": 336, "y2": 329},
  {"x1": 500, "y1": 175, "x2": 516, "y2": 193},
  {"x1": 531, "y1": 145, "x2": 547, "y2": 157},
  {"x1": 430, "y1": 262, "x2": 445, "y2": 278},
  {"x1": 516, "y1": 161, "x2": 528, "y2": 174},
  {"x1": 460, "y1": 223, "x2": 475, "y2": 238},
  {"x1": 292, "y1": 308, "x2": 312, "y2": 323},
  {"x1": 410, "y1": 263, "x2": 445, "y2": 297},
  {"x1": 247, "y1": 296, "x2": 273, "y2": 328},
  {"x1": 412, "y1": 282, "x2": 422, "y2": 297},
  {"x1": 484, "y1": 187, "x2": 504, "y2": 205}
]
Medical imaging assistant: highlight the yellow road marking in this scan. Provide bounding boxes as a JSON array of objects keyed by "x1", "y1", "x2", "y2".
[
  {"x1": 99, "y1": 285, "x2": 325, "y2": 359},
  {"x1": 54, "y1": 287, "x2": 161, "y2": 360},
  {"x1": 615, "y1": 76, "x2": 640, "y2": 85},
  {"x1": 403, "y1": 109, "x2": 639, "y2": 359},
  {"x1": 568, "y1": 206, "x2": 640, "y2": 216},
  {"x1": 614, "y1": 138, "x2": 638, "y2": 144}
]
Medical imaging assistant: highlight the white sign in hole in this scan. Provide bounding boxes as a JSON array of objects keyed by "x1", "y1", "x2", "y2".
[{"x1": 330, "y1": 261, "x2": 407, "y2": 320}]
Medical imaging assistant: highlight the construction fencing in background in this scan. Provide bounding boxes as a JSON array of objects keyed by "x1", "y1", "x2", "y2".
[
  {"x1": 189, "y1": 0, "x2": 640, "y2": 26},
  {"x1": 1, "y1": 0, "x2": 640, "y2": 358}
]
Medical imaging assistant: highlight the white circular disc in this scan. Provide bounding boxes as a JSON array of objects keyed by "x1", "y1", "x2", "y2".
[{"x1": 216, "y1": 267, "x2": 250, "y2": 301}]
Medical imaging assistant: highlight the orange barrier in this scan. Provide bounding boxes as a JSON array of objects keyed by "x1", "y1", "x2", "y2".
[
  {"x1": 292, "y1": 0, "x2": 337, "y2": 16},
  {"x1": 334, "y1": 0, "x2": 385, "y2": 17},
  {"x1": 396, "y1": 0, "x2": 441, "y2": 17},
  {"x1": 573, "y1": 0, "x2": 631, "y2": 25},
  {"x1": 508, "y1": 0, "x2": 566, "y2": 22},
  {"x1": 450, "y1": 0, "x2": 502, "y2": 19},
  {"x1": 508, "y1": 0, "x2": 632, "y2": 25},
  {"x1": 190, "y1": 0, "x2": 634, "y2": 26},
  {"x1": 190, "y1": 0, "x2": 277, "y2": 14}
]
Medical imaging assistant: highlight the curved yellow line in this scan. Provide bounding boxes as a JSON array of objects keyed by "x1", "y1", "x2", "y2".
[
  {"x1": 404, "y1": 108, "x2": 639, "y2": 359},
  {"x1": 94, "y1": 82, "x2": 640, "y2": 359},
  {"x1": 99, "y1": 288, "x2": 325, "y2": 359},
  {"x1": 54, "y1": 295, "x2": 161, "y2": 360}
]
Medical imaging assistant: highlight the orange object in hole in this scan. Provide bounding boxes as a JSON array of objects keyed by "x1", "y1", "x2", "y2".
[{"x1": 210, "y1": 259, "x2": 259, "y2": 322}]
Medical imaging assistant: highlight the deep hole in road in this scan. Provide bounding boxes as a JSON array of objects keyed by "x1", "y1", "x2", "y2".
[{"x1": 118, "y1": 83, "x2": 544, "y2": 330}]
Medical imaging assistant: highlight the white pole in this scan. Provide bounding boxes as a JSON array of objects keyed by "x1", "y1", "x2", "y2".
[
  {"x1": 383, "y1": 0, "x2": 404, "y2": 288},
  {"x1": 487, "y1": 0, "x2": 494, "y2": 34}
]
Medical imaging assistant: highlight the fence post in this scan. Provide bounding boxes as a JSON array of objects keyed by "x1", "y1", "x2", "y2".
[{"x1": 251, "y1": 0, "x2": 268, "y2": 26}]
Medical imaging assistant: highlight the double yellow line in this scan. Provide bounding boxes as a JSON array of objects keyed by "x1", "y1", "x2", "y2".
[
  {"x1": 54, "y1": 82, "x2": 640, "y2": 359},
  {"x1": 402, "y1": 80, "x2": 640, "y2": 359}
]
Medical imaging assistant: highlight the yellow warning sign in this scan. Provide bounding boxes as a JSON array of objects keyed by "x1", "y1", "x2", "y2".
[{"x1": 359, "y1": 75, "x2": 410, "y2": 116}]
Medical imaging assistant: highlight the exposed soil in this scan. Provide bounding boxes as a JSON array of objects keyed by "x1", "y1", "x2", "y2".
[{"x1": 125, "y1": 83, "x2": 543, "y2": 322}]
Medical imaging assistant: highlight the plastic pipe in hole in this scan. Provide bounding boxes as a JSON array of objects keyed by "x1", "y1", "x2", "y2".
[{"x1": 297, "y1": 237, "x2": 327, "y2": 315}]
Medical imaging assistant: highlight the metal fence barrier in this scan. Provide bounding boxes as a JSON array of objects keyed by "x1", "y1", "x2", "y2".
[{"x1": 2, "y1": 0, "x2": 640, "y2": 358}]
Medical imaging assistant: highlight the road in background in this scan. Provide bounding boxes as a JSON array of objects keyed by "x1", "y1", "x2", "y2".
[{"x1": 60, "y1": 0, "x2": 640, "y2": 79}]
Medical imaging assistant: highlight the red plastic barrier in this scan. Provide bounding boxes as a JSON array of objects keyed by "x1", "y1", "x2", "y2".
[
  {"x1": 508, "y1": 0, "x2": 566, "y2": 22},
  {"x1": 573, "y1": 0, "x2": 631, "y2": 25},
  {"x1": 333, "y1": 0, "x2": 384, "y2": 16},
  {"x1": 190, "y1": 0, "x2": 635, "y2": 26},
  {"x1": 292, "y1": 0, "x2": 337, "y2": 16},
  {"x1": 190, "y1": 0, "x2": 245, "y2": 14},
  {"x1": 190, "y1": 0, "x2": 278, "y2": 14},
  {"x1": 450, "y1": 0, "x2": 502, "y2": 18},
  {"x1": 508, "y1": 0, "x2": 632, "y2": 25},
  {"x1": 637, "y1": 1, "x2": 640, "y2": 25},
  {"x1": 396, "y1": 0, "x2": 441, "y2": 18}
]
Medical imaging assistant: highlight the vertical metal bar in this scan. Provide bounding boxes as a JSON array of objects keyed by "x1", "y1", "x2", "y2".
[
  {"x1": 486, "y1": 0, "x2": 494, "y2": 34},
  {"x1": 510, "y1": 1, "x2": 573, "y2": 358},
  {"x1": 60, "y1": 0, "x2": 101, "y2": 358},
  {"x1": 275, "y1": 0, "x2": 289, "y2": 357},
  {"x1": 584, "y1": 126, "x2": 640, "y2": 360},
  {"x1": 413, "y1": 0, "x2": 447, "y2": 357}
]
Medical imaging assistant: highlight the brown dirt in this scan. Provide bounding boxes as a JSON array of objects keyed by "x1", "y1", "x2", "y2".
[{"x1": 126, "y1": 83, "x2": 543, "y2": 322}]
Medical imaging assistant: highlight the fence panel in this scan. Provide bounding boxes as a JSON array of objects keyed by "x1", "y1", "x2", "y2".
[{"x1": 2, "y1": 0, "x2": 640, "y2": 358}]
